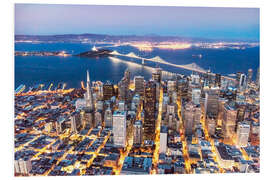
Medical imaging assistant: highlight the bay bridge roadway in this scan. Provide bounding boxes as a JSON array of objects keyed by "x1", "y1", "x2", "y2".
[{"x1": 109, "y1": 50, "x2": 236, "y2": 82}]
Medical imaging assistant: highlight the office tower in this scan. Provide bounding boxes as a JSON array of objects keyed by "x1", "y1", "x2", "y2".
[
  {"x1": 131, "y1": 94, "x2": 140, "y2": 111},
  {"x1": 143, "y1": 80, "x2": 156, "y2": 141},
  {"x1": 96, "y1": 100, "x2": 104, "y2": 111},
  {"x1": 167, "y1": 80, "x2": 176, "y2": 94},
  {"x1": 236, "y1": 105, "x2": 246, "y2": 122},
  {"x1": 85, "y1": 70, "x2": 94, "y2": 110},
  {"x1": 215, "y1": 73, "x2": 221, "y2": 87},
  {"x1": 118, "y1": 101, "x2": 125, "y2": 111},
  {"x1": 75, "y1": 98, "x2": 87, "y2": 110},
  {"x1": 103, "y1": 81, "x2": 114, "y2": 100},
  {"x1": 177, "y1": 79, "x2": 189, "y2": 100},
  {"x1": 104, "y1": 108, "x2": 113, "y2": 128},
  {"x1": 82, "y1": 108, "x2": 95, "y2": 128},
  {"x1": 124, "y1": 68, "x2": 131, "y2": 84},
  {"x1": 70, "y1": 111, "x2": 81, "y2": 133},
  {"x1": 206, "y1": 114, "x2": 216, "y2": 136},
  {"x1": 192, "y1": 88, "x2": 201, "y2": 105},
  {"x1": 239, "y1": 73, "x2": 247, "y2": 91},
  {"x1": 113, "y1": 111, "x2": 127, "y2": 147},
  {"x1": 134, "y1": 76, "x2": 145, "y2": 96},
  {"x1": 152, "y1": 68, "x2": 162, "y2": 83},
  {"x1": 118, "y1": 78, "x2": 129, "y2": 101},
  {"x1": 205, "y1": 87, "x2": 219, "y2": 118},
  {"x1": 250, "y1": 121, "x2": 260, "y2": 146},
  {"x1": 248, "y1": 69, "x2": 253, "y2": 83},
  {"x1": 222, "y1": 102, "x2": 237, "y2": 139},
  {"x1": 236, "y1": 121, "x2": 250, "y2": 147},
  {"x1": 166, "y1": 104, "x2": 176, "y2": 115},
  {"x1": 182, "y1": 102, "x2": 201, "y2": 135},
  {"x1": 95, "y1": 110, "x2": 103, "y2": 127},
  {"x1": 191, "y1": 74, "x2": 200, "y2": 84},
  {"x1": 160, "y1": 126, "x2": 168, "y2": 154},
  {"x1": 256, "y1": 68, "x2": 260, "y2": 87},
  {"x1": 204, "y1": 69, "x2": 212, "y2": 87},
  {"x1": 133, "y1": 120, "x2": 143, "y2": 145}
]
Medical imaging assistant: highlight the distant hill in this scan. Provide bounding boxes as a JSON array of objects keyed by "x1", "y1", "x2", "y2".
[{"x1": 15, "y1": 33, "x2": 256, "y2": 43}]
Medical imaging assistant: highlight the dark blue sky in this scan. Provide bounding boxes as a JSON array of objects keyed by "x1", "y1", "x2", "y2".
[{"x1": 15, "y1": 4, "x2": 259, "y2": 40}]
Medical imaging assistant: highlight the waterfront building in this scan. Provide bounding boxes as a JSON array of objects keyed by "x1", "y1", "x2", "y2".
[{"x1": 152, "y1": 68, "x2": 162, "y2": 83}]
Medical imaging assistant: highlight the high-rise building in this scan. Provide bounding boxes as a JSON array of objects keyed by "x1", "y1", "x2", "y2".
[
  {"x1": 206, "y1": 114, "x2": 216, "y2": 136},
  {"x1": 70, "y1": 111, "x2": 82, "y2": 133},
  {"x1": 239, "y1": 73, "x2": 247, "y2": 91},
  {"x1": 118, "y1": 78, "x2": 128, "y2": 101},
  {"x1": 133, "y1": 120, "x2": 143, "y2": 145},
  {"x1": 118, "y1": 101, "x2": 125, "y2": 111},
  {"x1": 104, "y1": 108, "x2": 113, "y2": 128},
  {"x1": 248, "y1": 69, "x2": 253, "y2": 84},
  {"x1": 160, "y1": 126, "x2": 168, "y2": 154},
  {"x1": 205, "y1": 87, "x2": 219, "y2": 118},
  {"x1": 124, "y1": 68, "x2": 131, "y2": 85},
  {"x1": 191, "y1": 74, "x2": 200, "y2": 85},
  {"x1": 256, "y1": 68, "x2": 260, "y2": 88},
  {"x1": 222, "y1": 102, "x2": 237, "y2": 139},
  {"x1": 152, "y1": 68, "x2": 162, "y2": 83},
  {"x1": 192, "y1": 88, "x2": 201, "y2": 105},
  {"x1": 167, "y1": 80, "x2": 176, "y2": 94},
  {"x1": 236, "y1": 121, "x2": 250, "y2": 147},
  {"x1": 182, "y1": 102, "x2": 201, "y2": 135},
  {"x1": 177, "y1": 79, "x2": 189, "y2": 100},
  {"x1": 85, "y1": 70, "x2": 94, "y2": 110},
  {"x1": 103, "y1": 81, "x2": 114, "y2": 100},
  {"x1": 134, "y1": 76, "x2": 145, "y2": 96},
  {"x1": 215, "y1": 73, "x2": 221, "y2": 87},
  {"x1": 143, "y1": 80, "x2": 156, "y2": 141},
  {"x1": 113, "y1": 111, "x2": 127, "y2": 147}
]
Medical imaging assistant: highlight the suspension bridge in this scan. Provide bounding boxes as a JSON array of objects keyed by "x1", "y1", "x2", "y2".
[{"x1": 109, "y1": 50, "x2": 236, "y2": 81}]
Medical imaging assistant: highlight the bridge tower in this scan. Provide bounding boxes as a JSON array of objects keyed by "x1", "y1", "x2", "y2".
[{"x1": 142, "y1": 58, "x2": 145, "y2": 65}]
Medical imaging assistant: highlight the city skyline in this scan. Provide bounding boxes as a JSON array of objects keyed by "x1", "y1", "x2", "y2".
[{"x1": 15, "y1": 4, "x2": 259, "y2": 40}]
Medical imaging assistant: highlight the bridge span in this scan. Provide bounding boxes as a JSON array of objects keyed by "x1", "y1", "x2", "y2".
[{"x1": 109, "y1": 50, "x2": 236, "y2": 82}]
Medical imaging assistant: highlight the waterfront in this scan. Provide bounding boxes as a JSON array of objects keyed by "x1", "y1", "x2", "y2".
[{"x1": 15, "y1": 42, "x2": 259, "y2": 89}]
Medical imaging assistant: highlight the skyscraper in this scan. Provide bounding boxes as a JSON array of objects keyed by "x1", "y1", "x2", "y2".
[
  {"x1": 103, "y1": 81, "x2": 114, "y2": 100},
  {"x1": 134, "y1": 76, "x2": 145, "y2": 96},
  {"x1": 113, "y1": 111, "x2": 127, "y2": 147},
  {"x1": 182, "y1": 102, "x2": 201, "y2": 135},
  {"x1": 104, "y1": 108, "x2": 113, "y2": 128},
  {"x1": 248, "y1": 69, "x2": 253, "y2": 84},
  {"x1": 236, "y1": 121, "x2": 250, "y2": 147},
  {"x1": 222, "y1": 102, "x2": 237, "y2": 139},
  {"x1": 160, "y1": 126, "x2": 168, "y2": 154},
  {"x1": 192, "y1": 88, "x2": 201, "y2": 105},
  {"x1": 85, "y1": 70, "x2": 94, "y2": 110},
  {"x1": 215, "y1": 73, "x2": 221, "y2": 87},
  {"x1": 143, "y1": 80, "x2": 156, "y2": 141},
  {"x1": 152, "y1": 68, "x2": 162, "y2": 83},
  {"x1": 133, "y1": 120, "x2": 143, "y2": 145},
  {"x1": 205, "y1": 87, "x2": 219, "y2": 118},
  {"x1": 256, "y1": 68, "x2": 260, "y2": 88},
  {"x1": 239, "y1": 73, "x2": 247, "y2": 91}
]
